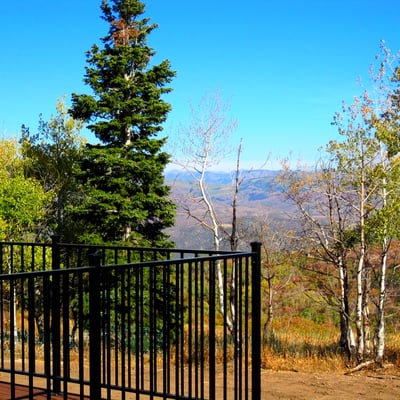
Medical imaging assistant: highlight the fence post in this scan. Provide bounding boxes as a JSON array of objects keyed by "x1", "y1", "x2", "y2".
[
  {"x1": 250, "y1": 242, "x2": 262, "y2": 400},
  {"x1": 89, "y1": 253, "x2": 102, "y2": 400},
  {"x1": 208, "y1": 259, "x2": 216, "y2": 400},
  {"x1": 51, "y1": 235, "x2": 61, "y2": 394}
]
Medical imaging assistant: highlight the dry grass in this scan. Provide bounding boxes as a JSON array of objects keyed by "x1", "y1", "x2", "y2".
[
  {"x1": 4, "y1": 315, "x2": 400, "y2": 377},
  {"x1": 261, "y1": 317, "x2": 400, "y2": 373}
]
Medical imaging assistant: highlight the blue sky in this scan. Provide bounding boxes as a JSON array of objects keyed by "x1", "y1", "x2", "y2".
[{"x1": 1, "y1": 1, "x2": 400, "y2": 169}]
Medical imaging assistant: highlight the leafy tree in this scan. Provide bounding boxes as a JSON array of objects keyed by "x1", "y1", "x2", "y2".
[
  {"x1": 331, "y1": 43, "x2": 400, "y2": 366},
  {"x1": 330, "y1": 101, "x2": 379, "y2": 363},
  {"x1": 0, "y1": 138, "x2": 51, "y2": 341},
  {"x1": 0, "y1": 138, "x2": 50, "y2": 241},
  {"x1": 279, "y1": 160, "x2": 357, "y2": 358},
  {"x1": 306, "y1": 44, "x2": 400, "y2": 368},
  {"x1": 171, "y1": 91, "x2": 239, "y2": 251},
  {"x1": 171, "y1": 91, "x2": 241, "y2": 332},
  {"x1": 281, "y1": 43, "x2": 400, "y2": 366},
  {"x1": 70, "y1": 0, "x2": 175, "y2": 246},
  {"x1": 21, "y1": 98, "x2": 85, "y2": 241},
  {"x1": 367, "y1": 44, "x2": 400, "y2": 364}
]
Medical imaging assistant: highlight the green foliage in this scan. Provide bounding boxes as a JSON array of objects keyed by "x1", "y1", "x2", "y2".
[
  {"x1": 69, "y1": 0, "x2": 175, "y2": 246},
  {"x1": 21, "y1": 98, "x2": 85, "y2": 241},
  {"x1": 0, "y1": 176, "x2": 49, "y2": 240},
  {"x1": 0, "y1": 138, "x2": 50, "y2": 241},
  {"x1": 377, "y1": 65, "x2": 400, "y2": 158}
]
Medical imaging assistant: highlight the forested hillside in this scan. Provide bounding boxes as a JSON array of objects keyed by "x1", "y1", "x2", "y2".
[
  {"x1": 166, "y1": 156, "x2": 400, "y2": 370},
  {"x1": 165, "y1": 169, "x2": 292, "y2": 249}
]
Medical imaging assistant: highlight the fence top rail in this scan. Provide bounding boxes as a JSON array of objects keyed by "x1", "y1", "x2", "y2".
[
  {"x1": 100, "y1": 250, "x2": 253, "y2": 269},
  {"x1": 0, "y1": 251, "x2": 253, "y2": 280},
  {"x1": 59, "y1": 242, "x2": 246, "y2": 255},
  {"x1": 0, "y1": 240, "x2": 249, "y2": 256}
]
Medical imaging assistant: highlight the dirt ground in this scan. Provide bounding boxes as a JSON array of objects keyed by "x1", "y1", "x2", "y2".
[
  {"x1": 259, "y1": 370, "x2": 400, "y2": 400},
  {"x1": 3, "y1": 361, "x2": 400, "y2": 399}
]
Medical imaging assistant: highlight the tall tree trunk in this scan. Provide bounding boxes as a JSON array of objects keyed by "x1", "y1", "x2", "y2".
[
  {"x1": 263, "y1": 273, "x2": 274, "y2": 342},
  {"x1": 355, "y1": 253, "x2": 365, "y2": 362},
  {"x1": 338, "y1": 256, "x2": 355, "y2": 359},
  {"x1": 375, "y1": 243, "x2": 387, "y2": 365},
  {"x1": 375, "y1": 159, "x2": 389, "y2": 365},
  {"x1": 228, "y1": 141, "x2": 242, "y2": 335},
  {"x1": 356, "y1": 173, "x2": 366, "y2": 363},
  {"x1": 363, "y1": 264, "x2": 372, "y2": 359},
  {"x1": 34, "y1": 283, "x2": 45, "y2": 342},
  {"x1": 199, "y1": 158, "x2": 234, "y2": 333}
]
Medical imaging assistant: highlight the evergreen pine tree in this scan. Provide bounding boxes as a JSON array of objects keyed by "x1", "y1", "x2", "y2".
[{"x1": 70, "y1": 0, "x2": 175, "y2": 245}]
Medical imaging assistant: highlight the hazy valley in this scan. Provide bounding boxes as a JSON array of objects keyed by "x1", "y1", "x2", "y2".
[{"x1": 165, "y1": 169, "x2": 293, "y2": 249}]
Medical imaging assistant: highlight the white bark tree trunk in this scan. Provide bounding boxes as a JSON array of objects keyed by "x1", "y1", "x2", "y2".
[
  {"x1": 355, "y1": 169, "x2": 366, "y2": 362},
  {"x1": 200, "y1": 161, "x2": 234, "y2": 333},
  {"x1": 338, "y1": 256, "x2": 355, "y2": 357},
  {"x1": 376, "y1": 239, "x2": 387, "y2": 364},
  {"x1": 376, "y1": 156, "x2": 389, "y2": 364}
]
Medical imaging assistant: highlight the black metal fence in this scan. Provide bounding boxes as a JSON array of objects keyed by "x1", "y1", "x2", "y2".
[{"x1": 0, "y1": 237, "x2": 261, "y2": 400}]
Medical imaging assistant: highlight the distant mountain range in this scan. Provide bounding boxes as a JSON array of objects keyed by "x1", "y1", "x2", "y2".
[
  {"x1": 165, "y1": 169, "x2": 294, "y2": 249},
  {"x1": 165, "y1": 169, "x2": 280, "y2": 184}
]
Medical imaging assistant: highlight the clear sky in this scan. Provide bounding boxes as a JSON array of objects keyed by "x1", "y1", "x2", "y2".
[{"x1": 1, "y1": 1, "x2": 400, "y2": 169}]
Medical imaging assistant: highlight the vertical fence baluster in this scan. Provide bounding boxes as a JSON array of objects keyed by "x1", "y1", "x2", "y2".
[
  {"x1": 187, "y1": 260, "x2": 192, "y2": 399},
  {"x1": 209, "y1": 259, "x2": 216, "y2": 400},
  {"x1": 223, "y1": 258, "x2": 228, "y2": 400},
  {"x1": 43, "y1": 273, "x2": 52, "y2": 396},
  {"x1": 28, "y1": 275, "x2": 35, "y2": 399},
  {"x1": 89, "y1": 253, "x2": 102, "y2": 400},
  {"x1": 105, "y1": 266, "x2": 112, "y2": 399},
  {"x1": 237, "y1": 257, "x2": 243, "y2": 400},
  {"x1": 51, "y1": 235, "x2": 61, "y2": 394},
  {"x1": 251, "y1": 242, "x2": 262, "y2": 400},
  {"x1": 62, "y1": 268, "x2": 70, "y2": 395},
  {"x1": 179, "y1": 260, "x2": 185, "y2": 397},
  {"x1": 10, "y1": 265, "x2": 16, "y2": 399}
]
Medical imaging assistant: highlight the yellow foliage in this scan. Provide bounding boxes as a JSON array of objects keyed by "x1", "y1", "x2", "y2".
[{"x1": 0, "y1": 137, "x2": 23, "y2": 180}]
